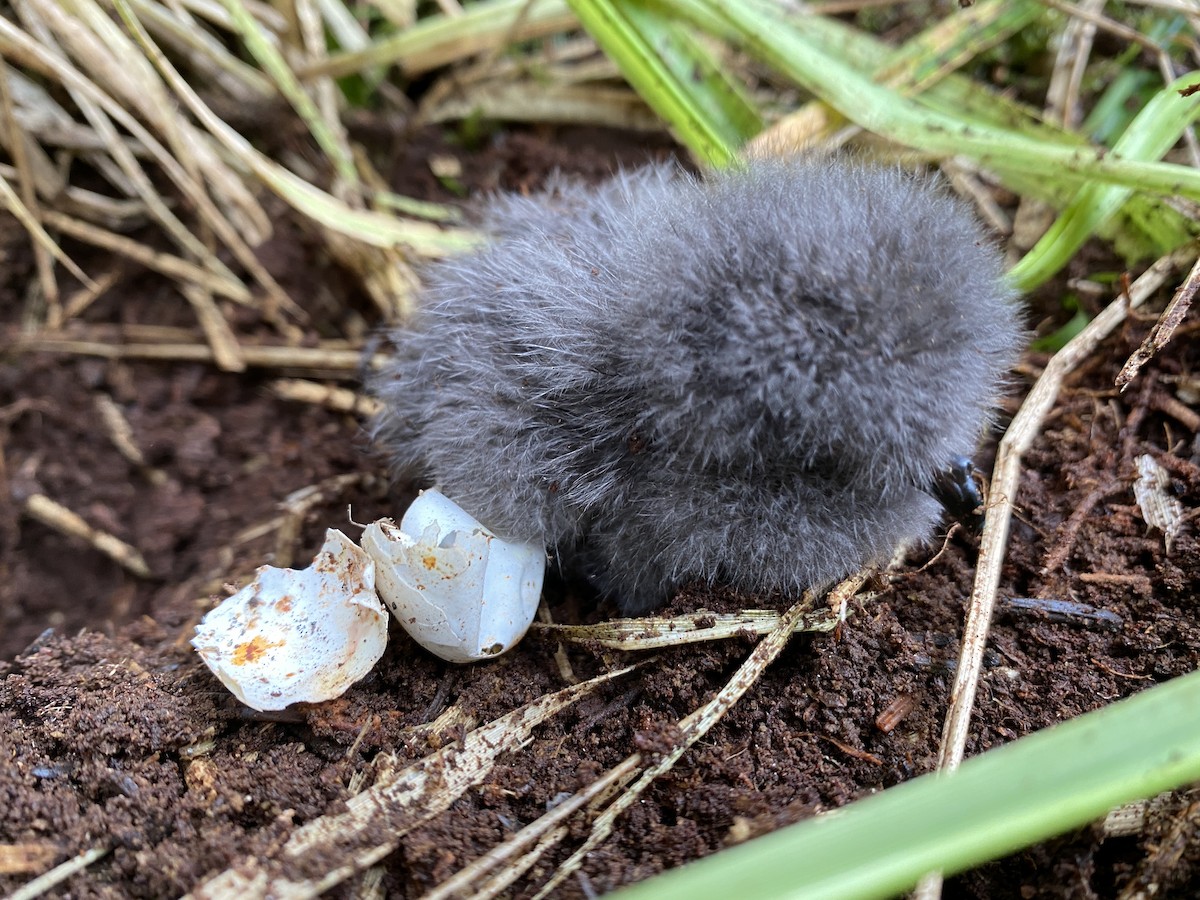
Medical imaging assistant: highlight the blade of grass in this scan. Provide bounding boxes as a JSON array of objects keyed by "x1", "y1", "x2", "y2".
[
  {"x1": 128, "y1": 0, "x2": 274, "y2": 100},
  {"x1": 1009, "y1": 70, "x2": 1200, "y2": 291},
  {"x1": 650, "y1": 0, "x2": 1194, "y2": 257},
  {"x1": 875, "y1": 0, "x2": 1046, "y2": 95},
  {"x1": 422, "y1": 80, "x2": 664, "y2": 131},
  {"x1": 614, "y1": 0, "x2": 760, "y2": 147},
  {"x1": 110, "y1": 0, "x2": 478, "y2": 256},
  {"x1": 299, "y1": 0, "x2": 577, "y2": 81},
  {"x1": 51, "y1": 0, "x2": 274, "y2": 243},
  {"x1": 220, "y1": 0, "x2": 359, "y2": 188},
  {"x1": 0, "y1": 172, "x2": 94, "y2": 289},
  {"x1": 757, "y1": 1, "x2": 1184, "y2": 240},
  {"x1": 654, "y1": 0, "x2": 1056, "y2": 140},
  {"x1": 564, "y1": 0, "x2": 744, "y2": 166},
  {"x1": 615, "y1": 667, "x2": 1200, "y2": 900},
  {"x1": 0, "y1": 9, "x2": 294, "y2": 320},
  {"x1": 1, "y1": 9, "x2": 234, "y2": 273},
  {"x1": 658, "y1": 0, "x2": 1200, "y2": 201},
  {"x1": 0, "y1": 55, "x2": 58, "y2": 313}
]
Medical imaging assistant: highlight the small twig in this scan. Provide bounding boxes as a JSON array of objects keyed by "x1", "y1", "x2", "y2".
[
  {"x1": 1044, "y1": 0, "x2": 1102, "y2": 129},
  {"x1": 7, "y1": 847, "x2": 109, "y2": 900},
  {"x1": 1078, "y1": 572, "x2": 1153, "y2": 591},
  {"x1": 1040, "y1": 478, "x2": 1124, "y2": 575},
  {"x1": 1124, "y1": 0, "x2": 1200, "y2": 10},
  {"x1": 92, "y1": 393, "x2": 168, "y2": 486},
  {"x1": 186, "y1": 667, "x2": 636, "y2": 899},
  {"x1": 536, "y1": 599, "x2": 579, "y2": 686},
  {"x1": 1148, "y1": 390, "x2": 1200, "y2": 432},
  {"x1": 38, "y1": 209, "x2": 254, "y2": 305},
  {"x1": 15, "y1": 334, "x2": 381, "y2": 372},
  {"x1": 58, "y1": 270, "x2": 121, "y2": 323},
  {"x1": 181, "y1": 283, "x2": 247, "y2": 372},
  {"x1": 0, "y1": 56, "x2": 59, "y2": 318},
  {"x1": 913, "y1": 522, "x2": 964, "y2": 573},
  {"x1": 532, "y1": 575, "x2": 867, "y2": 899},
  {"x1": 799, "y1": 731, "x2": 884, "y2": 765},
  {"x1": 1091, "y1": 658, "x2": 1153, "y2": 680},
  {"x1": 1037, "y1": 0, "x2": 1163, "y2": 52},
  {"x1": 999, "y1": 596, "x2": 1123, "y2": 629},
  {"x1": 0, "y1": 175, "x2": 95, "y2": 292},
  {"x1": 875, "y1": 694, "x2": 917, "y2": 733},
  {"x1": 1116, "y1": 798, "x2": 1200, "y2": 900},
  {"x1": 941, "y1": 160, "x2": 1012, "y2": 236},
  {"x1": 274, "y1": 472, "x2": 377, "y2": 568},
  {"x1": 1119, "y1": 254, "x2": 1200, "y2": 391},
  {"x1": 914, "y1": 249, "x2": 1189, "y2": 900},
  {"x1": 0, "y1": 844, "x2": 58, "y2": 876},
  {"x1": 269, "y1": 379, "x2": 382, "y2": 416},
  {"x1": 23, "y1": 493, "x2": 151, "y2": 578},
  {"x1": 532, "y1": 604, "x2": 847, "y2": 651},
  {"x1": 424, "y1": 756, "x2": 642, "y2": 900}
]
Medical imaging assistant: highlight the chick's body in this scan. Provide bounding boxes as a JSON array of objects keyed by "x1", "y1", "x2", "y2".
[{"x1": 372, "y1": 159, "x2": 1023, "y2": 613}]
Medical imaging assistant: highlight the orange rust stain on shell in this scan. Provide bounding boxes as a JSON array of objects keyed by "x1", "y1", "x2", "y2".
[
  {"x1": 231, "y1": 635, "x2": 284, "y2": 666},
  {"x1": 274, "y1": 596, "x2": 294, "y2": 613},
  {"x1": 422, "y1": 555, "x2": 438, "y2": 570}
]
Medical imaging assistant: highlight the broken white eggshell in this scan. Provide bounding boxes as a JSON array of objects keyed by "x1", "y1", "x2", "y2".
[
  {"x1": 192, "y1": 529, "x2": 388, "y2": 711},
  {"x1": 361, "y1": 488, "x2": 545, "y2": 663}
]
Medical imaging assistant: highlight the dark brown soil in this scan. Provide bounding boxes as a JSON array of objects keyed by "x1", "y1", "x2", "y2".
[{"x1": 2, "y1": 126, "x2": 1198, "y2": 899}]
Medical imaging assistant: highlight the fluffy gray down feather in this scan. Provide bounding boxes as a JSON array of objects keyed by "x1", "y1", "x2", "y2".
[{"x1": 370, "y1": 158, "x2": 1024, "y2": 613}]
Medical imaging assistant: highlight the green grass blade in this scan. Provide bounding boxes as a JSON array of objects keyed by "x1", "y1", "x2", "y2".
[
  {"x1": 1009, "y1": 71, "x2": 1200, "y2": 291},
  {"x1": 219, "y1": 0, "x2": 359, "y2": 187},
  {"x1": 658, "y1": 0, "x2": 1200, "y2": 201},
  {"x1": 616, "y1": 668, "x2": 1200, "y2": 900},
  {"x1": 302, "y1": 0, "x2": 577, "y2": 81},
  {"x1": 651, "y1": 0, "x2": 1053, "y2": 140},
  {"x1": 564, "y1": 0, "x2": 744, "y2": 166},
  {"x1": 613, "y1": 0, "x2": 761, "y2": 149},
  {"x1": 732, "y1": 2, "x2": 1193, "y2": 257},
  {"x1": 874, "y1": 0, "x2": 1044, "y2": 95}
]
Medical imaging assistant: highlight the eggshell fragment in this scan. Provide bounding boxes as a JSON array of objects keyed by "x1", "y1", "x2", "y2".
[
  {"x1": 1134, "y1": 454, "x2": 1183, "y2": 553},
  {"x1": 362, "y1": 489, "x2": 545, "y2": 663},
  {"x1": 192, "y1": 529, "x2": 388, "y2": 710}
]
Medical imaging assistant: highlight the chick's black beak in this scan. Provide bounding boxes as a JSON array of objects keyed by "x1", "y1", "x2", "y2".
[{"x1": 932, "y1": 455, "x2": 984, "y2": 529}]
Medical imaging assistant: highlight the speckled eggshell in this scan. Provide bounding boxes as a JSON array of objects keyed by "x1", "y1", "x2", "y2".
[
  {"x1": 192, "y1": 529, "x2": 388, "y2": 710},
  {"x1": 362, "y1": 489, "x2": 545, "y2": 663}
]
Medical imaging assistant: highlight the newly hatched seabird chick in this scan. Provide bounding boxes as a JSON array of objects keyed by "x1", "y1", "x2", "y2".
[{"x1": 372, "y1": 158, "x2": 1024, "y2": 614}]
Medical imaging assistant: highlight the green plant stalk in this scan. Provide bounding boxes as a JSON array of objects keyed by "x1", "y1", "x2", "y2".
[
  {"x1": 616, "y1": 667, "x2": 1200, "y2": 900},
  {"x1": 1081, "y1": 14, "x2": 1187, "y2": 146},
  {"x1": 218, "y1": 0, "x2": 359, "y2": 187},
  {"x1": 1009, "y1": 71, "x2": 1200, "y2": 291},
  {"x1": 614, "y1": 0, "x2": 761, "y2": 148},
  {"x1": 564, "y1": 0, "x2": 741, "y2": 167},
  {"x1": 658, "y1": 0, "x2": 1200, "y2": 201},
  {"x1": 303, "y1": 0, "x2": 577, "y2": 80},
  {"x1": 874, "y1": 0, "x2": 1044, "y2": 96},
  {"x1": 649, "y1": 0, "x2": 1055, "y2": 141},
  {"x1": 741, "y1": 2, "x2": 1193, "y2": 257}
]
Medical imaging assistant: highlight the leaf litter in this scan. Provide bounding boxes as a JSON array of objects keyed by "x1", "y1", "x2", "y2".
[{"x1": 2, "y1": 124, "x2": 1199, "y2": 899}]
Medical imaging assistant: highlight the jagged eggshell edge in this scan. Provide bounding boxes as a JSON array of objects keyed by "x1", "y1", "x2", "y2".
[
  {"x1": 362, "y1": 489, "x2": 545, "y2": 663},
  {"x1": 192, "y1": 529, "x2": 388, "y2": 710}
]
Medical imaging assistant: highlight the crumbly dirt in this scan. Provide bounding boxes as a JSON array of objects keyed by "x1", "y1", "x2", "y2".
[{"x1": 2, "y1": 126, "x2": 1198, "y2": 899}]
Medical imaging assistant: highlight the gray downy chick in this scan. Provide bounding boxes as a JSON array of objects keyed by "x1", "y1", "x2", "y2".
[{"x1": 371, "y1": 158, "x2": 1024, "y2": 614}]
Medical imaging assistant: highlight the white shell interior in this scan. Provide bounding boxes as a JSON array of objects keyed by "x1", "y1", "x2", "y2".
[
  {"x1": 192, "y1": 529, "x2": 388, "y2": 710},
  {"x1": 362, "y1": 488, "x2": 546, "y2": 663}
]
